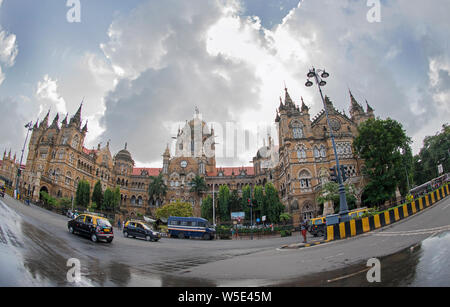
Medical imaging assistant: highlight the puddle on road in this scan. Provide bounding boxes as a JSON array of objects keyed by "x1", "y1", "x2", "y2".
[{"x1": 275, "y1": 231, "x2": 450, "y2": 287}]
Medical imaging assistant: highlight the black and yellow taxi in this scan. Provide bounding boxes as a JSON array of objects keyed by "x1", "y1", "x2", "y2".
[
  {"x1": 68, "y1": 213, "x2": 114, "y2": 243},
  {"x1": 123, "y1": 220, "x2": 161, "y2": 242},
  {"x1": 308, "y1": 216, "x2": 326, "y2": 237}
]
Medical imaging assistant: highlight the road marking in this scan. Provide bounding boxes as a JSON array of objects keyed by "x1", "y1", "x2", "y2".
[
  {"x1": 442, "y1": 202, "x2": 450, "y2": 210},
  {"x1": 371, "y1": 225, "x2": 450, "y2": 237},
  {"x1": 327, "y1": 267, "x2": 370, "y2": 283}
]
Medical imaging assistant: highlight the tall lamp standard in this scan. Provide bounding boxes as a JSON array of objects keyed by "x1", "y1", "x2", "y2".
[
  {"x1": 15, "y1": 121, "x2": 34, "y2": 199},
  {"x1": 305, "y1": 68, "x2": 350, "y2": 222}
]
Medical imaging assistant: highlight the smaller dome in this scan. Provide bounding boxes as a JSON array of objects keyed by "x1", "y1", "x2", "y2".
[
  {"x1": 115, "y1": 149, "x2": 133, "y2": 163},
  {"x1": 257, "y1": 146, "x2": 270, "y2": 159}
]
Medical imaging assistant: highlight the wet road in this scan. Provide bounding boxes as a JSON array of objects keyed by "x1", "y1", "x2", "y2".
[{"x1": 1, "y1": 194, "x2": 450, "y2": 287}]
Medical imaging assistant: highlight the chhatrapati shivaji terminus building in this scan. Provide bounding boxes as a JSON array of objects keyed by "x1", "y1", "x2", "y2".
[{"x1": 4, "y1": 88, "x2": 374, "y2": 226}]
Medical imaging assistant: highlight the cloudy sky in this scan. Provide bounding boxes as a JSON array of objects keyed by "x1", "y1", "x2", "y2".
[{"x1": 0, "y1": 0, "x2": 449, "y2": 168}]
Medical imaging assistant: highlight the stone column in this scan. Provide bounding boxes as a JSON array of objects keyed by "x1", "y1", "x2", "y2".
[{"x1": 323, "y1": 200, "x2": 334, "y2": 216}]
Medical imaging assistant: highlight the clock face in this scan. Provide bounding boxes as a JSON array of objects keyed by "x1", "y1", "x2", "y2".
[
  {"x1": 180, "y1": 160, "x2": 188, "y2": 168},
  {"x1": 329, "y1": 118, "x2": 341, "y2": 131}
]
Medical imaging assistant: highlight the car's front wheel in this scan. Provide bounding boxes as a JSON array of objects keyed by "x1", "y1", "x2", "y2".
[
  {"x1": 69, "y1": 226, "x2": 74, "y2": 234},
  {"x1": 106, "y1": 238, "x2": 113, "y2": 243},
  {"x1": 91, "y1": 234, "x2": 98, "y2": 242},
  {"x1": 203, "y1": 233, "x2": 211, "y2": 240},
  {"x1": 124, "y1": 231, "x2": 128, "y2": 238},
  {"x1": 146, "y1": 235, "x2": 151, "y2": 242}
]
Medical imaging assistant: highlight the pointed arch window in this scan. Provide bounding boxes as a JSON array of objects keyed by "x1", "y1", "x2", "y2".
[
  {"x1": 291, "y1": 121, "x2": 304, "y2": 139},
  {"x1": 299, "y1": 170, "x2": 312, "y2": 188},
  {"x1": 319, "y1": 145, "x2": 326, "y2": 158},
  {"x1": 297, "y1": 145, "x2": 307, "y2": 160}
]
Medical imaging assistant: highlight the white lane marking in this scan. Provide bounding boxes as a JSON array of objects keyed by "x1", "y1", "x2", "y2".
[{"x1": 372, "y1": 225, "x2": 450, "y2": 237}]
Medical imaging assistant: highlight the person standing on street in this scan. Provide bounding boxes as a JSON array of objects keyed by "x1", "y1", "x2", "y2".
[{"x1": 301, "y1": 220, "x2": 308, "y2": 243}]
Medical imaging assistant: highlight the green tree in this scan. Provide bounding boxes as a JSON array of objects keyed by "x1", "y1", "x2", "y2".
[
  {"x1": 353, "y1": 118, "x2": 413, "y2": 206},
  {"x1": 201, "y1": 195, "x2": 213, "y2": 221},
  {"x1": 92, "y1": 180, "x2": 103, "y2": 209},
  {"x1": 413, "y1": 124, "x2": 450, "y2": 185},
  {"x1": 218, "y1": 185, "x2": 231, "y2": 221},
  {"x1": 75, "y1": 180, "x2": 91, "y2": 208},
  {"x1": 155, "y1": 200, "x2": 193, "y2": 219},
  {"x1": 316, "y1": 181, "x2": 357, "y2": 212},
  {"x1": 241, "y1": 184, "x2": 252, "y2": 220},
  {"x1": 190, "y1": 175, "x2": 208, "y2": 197},
  {"x1": 148, "y1": 173, "x2": 167, "y2": 206},
  {"x1": 280, "y1": 213, "x2": 292, "y2": 225},
  {"x1": 264, "y1": 182, "x2": 284, "y2": 223},
  {"x1": 229, "y1": 189, "x2": 241, "y2": 213},
  {"x1": 253, "y1": 185, "x2": 265, "y2": 217},
  {"x1": 103, "y1": 188, "x2": 114, "y2": 211},
  {"x1": 112, "y1": 186, "x2": 121, "y2": 211}
]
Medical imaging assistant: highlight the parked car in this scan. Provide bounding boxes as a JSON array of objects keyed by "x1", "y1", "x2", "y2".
[
  {"x1": 68, "y1": 213, "x2": 114, "y2": 243},
  {"x1": 123, "y1": 220, "x2": 161, "y2": 242},
  {"x1": 308, "y1": 216, "x2": 326, "y2": 237}
]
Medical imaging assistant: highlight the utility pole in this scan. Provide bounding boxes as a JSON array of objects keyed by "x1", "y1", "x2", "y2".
[{"x1": 15, "y1": 121, "x2": 34, "y2": 199}]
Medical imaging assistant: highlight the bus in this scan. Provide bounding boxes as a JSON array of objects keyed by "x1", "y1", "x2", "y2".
[{"x1": 167, "y1": 216, "x2": 216, "y2": 240}]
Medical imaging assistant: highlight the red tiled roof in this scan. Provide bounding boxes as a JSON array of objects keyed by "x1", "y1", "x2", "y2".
[
  {"x1": 132, "y1": 168, "x2": 162, "y2": 176},
  {"x1": 83, "y1": 147, "x2": 98, "y2": 155},
  {"x1": 207, "y1": 166, "x2": 254, "y2": 177}
]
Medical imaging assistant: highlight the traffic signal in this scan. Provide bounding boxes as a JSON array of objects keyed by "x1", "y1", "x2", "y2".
[
  {"x1": 329, "y1": 166, "x2": 338, "y2": 183},
  {"x1": 340, "y1": 165, "x2": 348, "y2": 182},
  {"x1": 248, "y1": 198, "x2": 252, "y2": 207}
]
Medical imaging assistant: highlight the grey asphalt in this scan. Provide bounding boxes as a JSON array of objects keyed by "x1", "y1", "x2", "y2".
[{"x1": 0, "y1": 193, "x2": 449, "y2": 286}]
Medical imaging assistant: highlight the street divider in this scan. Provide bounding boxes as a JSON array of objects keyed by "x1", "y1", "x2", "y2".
[{"x1": 325, "y1": 183, "x2": 450, "y2": 242}]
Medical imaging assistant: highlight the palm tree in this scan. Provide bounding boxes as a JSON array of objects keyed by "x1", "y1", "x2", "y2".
[
  {"x1": 190, "y1": 175, "x2": 208, "y2": 197},
  {"x1": 148, "y1": 173, "x2": 167, "y2": 207}
]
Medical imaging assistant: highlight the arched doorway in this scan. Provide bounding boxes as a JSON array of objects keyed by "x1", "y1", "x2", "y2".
[
  {"x1": 301, "y1": 201, "x2": 315, "y2": 221},
  {"x1": 39, "y1": 186, "x2": 49, "y2": 201}
]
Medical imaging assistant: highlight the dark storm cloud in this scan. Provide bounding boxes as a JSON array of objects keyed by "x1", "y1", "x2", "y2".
[{"x1": 99, "y1": 0, "x2": 261, "y2": 163}]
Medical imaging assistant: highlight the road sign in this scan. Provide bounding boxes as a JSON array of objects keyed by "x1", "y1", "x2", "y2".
[{"x1": 438, "y1": 164, "x2": 443, "y2": 175}]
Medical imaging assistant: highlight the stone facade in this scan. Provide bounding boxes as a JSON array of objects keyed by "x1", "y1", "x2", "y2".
[{"x1": 2, "y1": 89, "x2": 374, "y2": 225}]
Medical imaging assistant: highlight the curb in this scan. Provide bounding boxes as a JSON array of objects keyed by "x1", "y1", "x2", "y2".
[
  {"x1": 325, "y1": 183, "x2": 449, "y2": 242},
  {"x1": 279, "y1": 239, "x2": 330, "y2": 249}
]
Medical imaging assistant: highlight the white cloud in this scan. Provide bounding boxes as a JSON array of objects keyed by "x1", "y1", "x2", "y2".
[
  {"x1": 36, "y1": 75, "x2": 67, "y2": 116},
  {"x1": 0, "y1": 1, "x2": 19, "y2": 86},
  {"x1": 0, "y1": 29, "x2": 18, "y2": 67}
]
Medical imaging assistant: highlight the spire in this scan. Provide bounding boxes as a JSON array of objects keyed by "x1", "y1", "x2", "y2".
[
  {"x1": 324, "y1": 95, "x2": 334, "y2": 111},
  {"x1": 8, "y1": 149, "x2": 11, "y2": 159},
  {"x1": 278, "y1": 96, "x2": 284, "y2": 110},
  {"x1": 61, "y1": 113, "x2": 68, "y2": 126},
  {"x1": 70, "y1": 101, "x2": 83, "y2": 127},
  {"x1": 40, "y1": 109, "x2": 50, "y2": 129},
  {"x1": 82, "y1": 120, "x2": 88, "y2": 133},
  {"x1": 33, "y1": 118, "x2": 39, "y2": 130},
  {"x1": 349, "y1": 89, "x2": 364, "y2": 114},
  {"x1": 163, "y1": 144, "x2": 170, "y2": 158},
  {"x1": 366, "y1": 100, "x2": 374, "y2": 113},
  {"x1": 50, "y1": 113, "x2": 59, "y2": 129},
  {"x1": 301, "y1": 97, "x2": 309, "y2": 113},
  {"x1": 125, "y1": 142, "x2": 127, "y2": 150},
  {"x1": 284, "y1": 87, "x2": 294, "y2": 106}
]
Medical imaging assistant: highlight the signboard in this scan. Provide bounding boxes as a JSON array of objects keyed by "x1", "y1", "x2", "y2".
[
  {"x1": 262, "y1": 216, "x2": 266, "y2": 222},
  {"x1": 438, "y1": 164, "x2": 443, "y2": 175},
  {"x1": 231, "y1": 212, "x2": 245, "y2": 221}
]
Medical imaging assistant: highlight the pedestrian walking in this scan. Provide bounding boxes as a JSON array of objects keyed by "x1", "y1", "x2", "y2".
[
  {"x1": 301, "y1": 220, "x2": 308, "y2": 243},
  {"x1": 118, "y1": 219, "x2": 121, "y2": 230}
]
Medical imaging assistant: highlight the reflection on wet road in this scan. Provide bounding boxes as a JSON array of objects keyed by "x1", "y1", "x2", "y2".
[
  {"x1": 1, "y1": 196, "x2": 450, "y2": 287},
  {"x1": 276, "y1": 231, "x2": 450, "y2": 287}
]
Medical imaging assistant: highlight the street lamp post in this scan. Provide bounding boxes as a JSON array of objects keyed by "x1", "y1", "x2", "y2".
[
  {"x1": 15, "y1": 121, "x2": 34, "y2": 199},
  {"x1": 305, "y1": 68, "x2": 350, "y2": 222}
]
